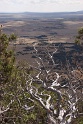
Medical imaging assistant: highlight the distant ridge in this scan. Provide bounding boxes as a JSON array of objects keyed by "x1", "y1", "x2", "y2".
[
  {"x1": 20, "y1": 11, "x2": 83, "y2": 18},
  {"x1": 0, "y1": 11, "x2": 83, "y2": 18},
  {"x1": 0, "y1": 10, "x2": 83, "y2": 14},
  {"x1": 76, "y1": 10, "x2": 83, "y2": 14}
]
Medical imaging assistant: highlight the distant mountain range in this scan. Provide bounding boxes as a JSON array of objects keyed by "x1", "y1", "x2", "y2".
[
  {"x1": 23, "y1": 10, "x2": 83, "y2": 14},
  {"x1": 0, "y1": 10, "x2": 83, "y2": 18},
  {"x1": 22, "y1": 10, "x2": 83, "y2": 18},
  {"x1": 76, "y1": 10, "x2": 83, "y2": 14},
  {"x1": 0, "y1": 10, "x2": 83, "y2": 14}
]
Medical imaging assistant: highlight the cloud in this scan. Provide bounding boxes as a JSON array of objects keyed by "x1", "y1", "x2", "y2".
[
  {"x1": 58, "y1": 0, "x2": 82, "y2": 4},
  {"x1": 28, "y1": 0, "x2": 58, "y2": 4},
  {"x1": 0, "y1": 0, "x2": 26, "y2": 4},
  {"x1": 29, "y1": 0, "x2": 82, "y2": 4},
  {"x1": 0, "y1": 0, "x2": 82, "y2": 5},
  {"x1": 0, "y1": 0, "x2": 63, "y2": 5},
  {"x1": 0, "y1": 0, "x2": 83, "y2": 12}
]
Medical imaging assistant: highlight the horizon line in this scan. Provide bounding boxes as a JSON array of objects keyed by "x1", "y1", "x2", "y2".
[{"x1": 0, "y1": 10, "x2": 83, "y2": 14}]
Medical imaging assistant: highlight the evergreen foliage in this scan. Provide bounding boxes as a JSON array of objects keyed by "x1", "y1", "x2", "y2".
[
  {"x1": 75, "y1": 27, "x2": 83, "y2": 45},
  {"x1": 0, "y1": 28, "x2": 83, "y2": 124}
]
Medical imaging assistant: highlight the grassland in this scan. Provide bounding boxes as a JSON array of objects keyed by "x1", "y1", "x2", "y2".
[
  {"x1": 0, "y1": 12, "x2": 83, "y2": 67},
  {"x1": 0, "y1": 12, "x2": 83, "y2": 44}
]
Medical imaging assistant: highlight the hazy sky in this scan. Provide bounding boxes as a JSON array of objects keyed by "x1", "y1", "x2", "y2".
[{"x1": 0, "y1": 0, "x2": 83, "y2": 12}]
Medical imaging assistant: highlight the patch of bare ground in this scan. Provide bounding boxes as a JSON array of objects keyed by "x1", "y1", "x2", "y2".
[
  {"x1": 15, "y1": 37, "x2": 70, "y2": 44},
  {"x1": 10, "y1": 38, "x2": 38, "y2": 45},
  {"x1": 16, "y1": 38, "x2": 38, "y2": 44},
  {"x1": 3, "y1": 21, "x2": 26, "y2": 28},
  {"x1": 48, "y1": 37, "x2": 70, "y2": 43},
  {"x1": 63, "y1": 21, "x2": 83, "y2": 25}
]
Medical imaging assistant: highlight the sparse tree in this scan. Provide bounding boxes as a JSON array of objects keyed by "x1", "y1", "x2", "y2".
[
  {"x1": 75, "y1": 28, "x2": 83, "y2": 45},
  {"x1": 26, "y1": 45, "x2": 83, "y2": 124},
  {"x1": 0, "y1": 27, "x2": 83, "y2": 124}
]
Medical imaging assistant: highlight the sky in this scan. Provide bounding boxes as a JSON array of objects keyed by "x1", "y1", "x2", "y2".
[{"x1": 0, "y1": 0, "x2": 83, "y2": 13}]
